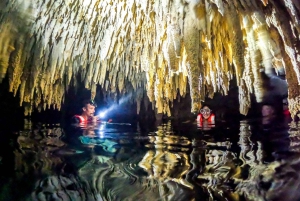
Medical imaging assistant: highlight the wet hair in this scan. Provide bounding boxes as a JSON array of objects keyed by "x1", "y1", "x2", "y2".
[
  {"x1": 201, "y1": 104, "x2": 212, "y2": 110},
  {"x1": 199, "y1": 104, "x2": 213, "y2": 115},
  {"x1": 82, "y1": 99, "x2": 97, "y2": 108},
  {"x1": 261, "y1": 97, "x2": 284, "y2": 115},
  {"x1": 261, "y1": 101, "x2": 274, "y2": 107}
]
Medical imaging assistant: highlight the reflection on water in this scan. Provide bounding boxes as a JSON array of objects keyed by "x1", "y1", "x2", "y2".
[{"x1": 1, "y1": 118, "x2": 300, "y2": 200}]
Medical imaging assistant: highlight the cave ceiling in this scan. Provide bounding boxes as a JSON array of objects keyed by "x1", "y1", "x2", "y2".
[{"x1": 0, "y1": 0, "x2": 300, "y2": 117}]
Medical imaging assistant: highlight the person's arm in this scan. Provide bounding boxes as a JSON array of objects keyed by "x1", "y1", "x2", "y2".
[{"x1": 88, "y1": 116, "x2": 100, "y2": 123}]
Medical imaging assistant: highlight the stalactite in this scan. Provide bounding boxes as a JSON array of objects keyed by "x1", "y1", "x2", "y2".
[
  {"x1": 8, "y1": 40, "x2": 24, "y2": 96},
  {"x1": 0, "y1": 23, "x2": 16, "y2": 83},
  {"x1": 266, "y1": 1, "x2": 300, "y2": 118},
  {"x1": 239, "y1": 80, "x2": 251, "y2": 115},
  {"x1": 225, "y1": 3, "x2": 245, "y2": 85},
  {"x1": 243, "y1": 16, "x2": 264, "y2": 103},
  {"x1": 252, "y1": 11, "x2": 274, "y2": 76},
  {"x1": 0, "y1": 0, "x2": 299, "y2": 117},
  {"x1": 183, "y1": 8, "x2": 201, "y2": 113}
]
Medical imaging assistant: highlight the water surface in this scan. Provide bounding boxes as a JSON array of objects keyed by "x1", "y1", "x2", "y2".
[{"x1": 0, "y1": 118, "x2": 298, "y2": 201}]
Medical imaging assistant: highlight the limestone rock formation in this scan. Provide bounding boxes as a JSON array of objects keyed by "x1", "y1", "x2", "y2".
[{"x1": 0, "y1": 0, "x2": 299, "y2": 116}]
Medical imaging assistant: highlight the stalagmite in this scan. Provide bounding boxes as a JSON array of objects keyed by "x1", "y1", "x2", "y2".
[{"x1": 0, "y1": 0, "x2": 299, "y2": 117}]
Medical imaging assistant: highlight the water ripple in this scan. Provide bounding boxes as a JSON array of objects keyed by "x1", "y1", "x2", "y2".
[{"x1": 1, "y1": 119, "x2": 300, "y2": 200}]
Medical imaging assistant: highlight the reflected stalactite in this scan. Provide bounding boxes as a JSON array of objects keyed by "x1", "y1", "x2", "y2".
[
  {"x1": 137, "y1": 122, "x2": 197, "y2": 200},
  {"x1": 31, "y1": 175, "x2": 94, "y2": 201},
  {"x1": 8, "y1": 119, "x2": 300, "y2": 200},
  {"x1": 288, "y1": 121, "x2": 300, "y2": 152},
  {"x1": 140, "y1": 121, "x2": 193, "y2": 192},
  {"x1": 235, "y1": 120, "x2": 300, "y2": 201},
  {"x1": 235, "y1": 121, "x2": 269, "y2": 201},
  {"x1": 197, "y1": 148, "x2": 241, "y2": 200},
  {"x1": 67, "y1": 124, "x2": 168, "y2": 201},
  {"x1": 0, "y1": 0, "x2": 299, "y2": 116},
  {"x1": 141, "y1": 121, "x2": 240, "y2": 200},
  {"x1": 15, "y1": 124, "x2": 66, "y2": 178}
]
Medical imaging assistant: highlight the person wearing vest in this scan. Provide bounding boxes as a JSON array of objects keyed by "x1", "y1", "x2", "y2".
[
  {"x1": 197, "y1": 105, "x2": 215, "y2": 122},
  {"x1": 72, "y1": 99, "x2": 99, "y2": 124},
  {"x1": 197, "y1": 105, "x2": 215, "y2": 130}
]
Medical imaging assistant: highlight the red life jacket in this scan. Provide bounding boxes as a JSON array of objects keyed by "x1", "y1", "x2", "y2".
[
  {"x1": 74, "y1": 115, "x2": 102, "y2": 124},
  {"x1": 283, "y1": 109, "x2": 290, "y2": 116},
  {"x1": 197, "y1": 113, "x2": 215, "y2": 123},
  {"x1": 74, "y1": 115, "x2": 87, "y2": 123}
]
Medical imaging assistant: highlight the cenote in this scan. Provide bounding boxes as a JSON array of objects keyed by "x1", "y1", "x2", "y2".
[{"x1": 1, "y1": 0, "x2": 300, "y2": 200}]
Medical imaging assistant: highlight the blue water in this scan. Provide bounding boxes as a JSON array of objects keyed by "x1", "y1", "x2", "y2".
[{"x1": 0, "y1": 118, "x2": 298, "y2": 201}]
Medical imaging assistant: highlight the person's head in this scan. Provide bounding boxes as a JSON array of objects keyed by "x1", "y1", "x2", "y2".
[
  {"x1": 200, "y1": 104, "x2": 212, "y2": 120},
  {"x1": 261, "y1": 103, "x2": 275, "y2": 117},
  {"x1": 81, "y1": 99, "x2": 97, "y2": 118}
]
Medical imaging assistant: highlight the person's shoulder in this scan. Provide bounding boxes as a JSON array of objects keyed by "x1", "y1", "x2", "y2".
[
  {"x1": 71, "y1": 115, "x2": 81, "y2": 124},
  {"x1": 72, "y1": 115, "x2": 81, "y2": 119}
]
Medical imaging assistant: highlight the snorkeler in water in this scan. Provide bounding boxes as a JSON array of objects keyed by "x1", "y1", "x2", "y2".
[
  {"x1": 196, "y1": 105, "x2": 215, "y2": 130},
  {"x1": 197, "y1": 105, "x2": 215, "y2": 123},
  {"x1": 72, "y1": 99, "x2": 100, "y2": 124}
]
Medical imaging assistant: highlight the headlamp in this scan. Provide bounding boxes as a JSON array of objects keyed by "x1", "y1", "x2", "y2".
[
  {"x1": 98, "y1": 111, "x2": 106, "y2": 118},
  {"x1": 89, "y1": 99, "x2": 97, "y2": 107}
]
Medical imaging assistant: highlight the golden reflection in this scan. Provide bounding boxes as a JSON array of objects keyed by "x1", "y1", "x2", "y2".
[
  {"x1": 235, "y1": 120, "x2": 300, "y2": 201},
  {"x1": 237, "y1": 121, "x2": 264, "y2": 165},
  {"x1": 289, "y1": 121, "x2": 300, "y2": 152},
  {"x1": 139, "y1": 121, "x2": 193, "y2": 190},
  {"x1": 10, "y1": 120, "x2": 300, "y2": 200},
  {"x1": 139, "y1": 121, "x2": 240, "y2": 200},
  {"x1": 14, "y1": 121, "x2": 66, "y2": 180}
]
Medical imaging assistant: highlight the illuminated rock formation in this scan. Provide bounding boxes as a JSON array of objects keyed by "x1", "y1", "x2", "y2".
[{"x1": 0, "y1": 0, "x2": 299, "y2": 116}]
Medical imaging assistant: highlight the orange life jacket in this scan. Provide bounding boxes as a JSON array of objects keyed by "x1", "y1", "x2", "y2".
[
  {"x1": 73, "y1": 115, "x2": 102, "y2": 124},
  {"x1": 74, "y1": 115, "x2": 87, "y2": 123},
  {"x1": 197, "y1": 113, "x2": 215, "y2": 122}
]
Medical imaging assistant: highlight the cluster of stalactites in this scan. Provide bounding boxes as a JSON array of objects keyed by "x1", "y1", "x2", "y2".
[{"x1": 0, "y1": 0, "x2": 299, "y2": 117}]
